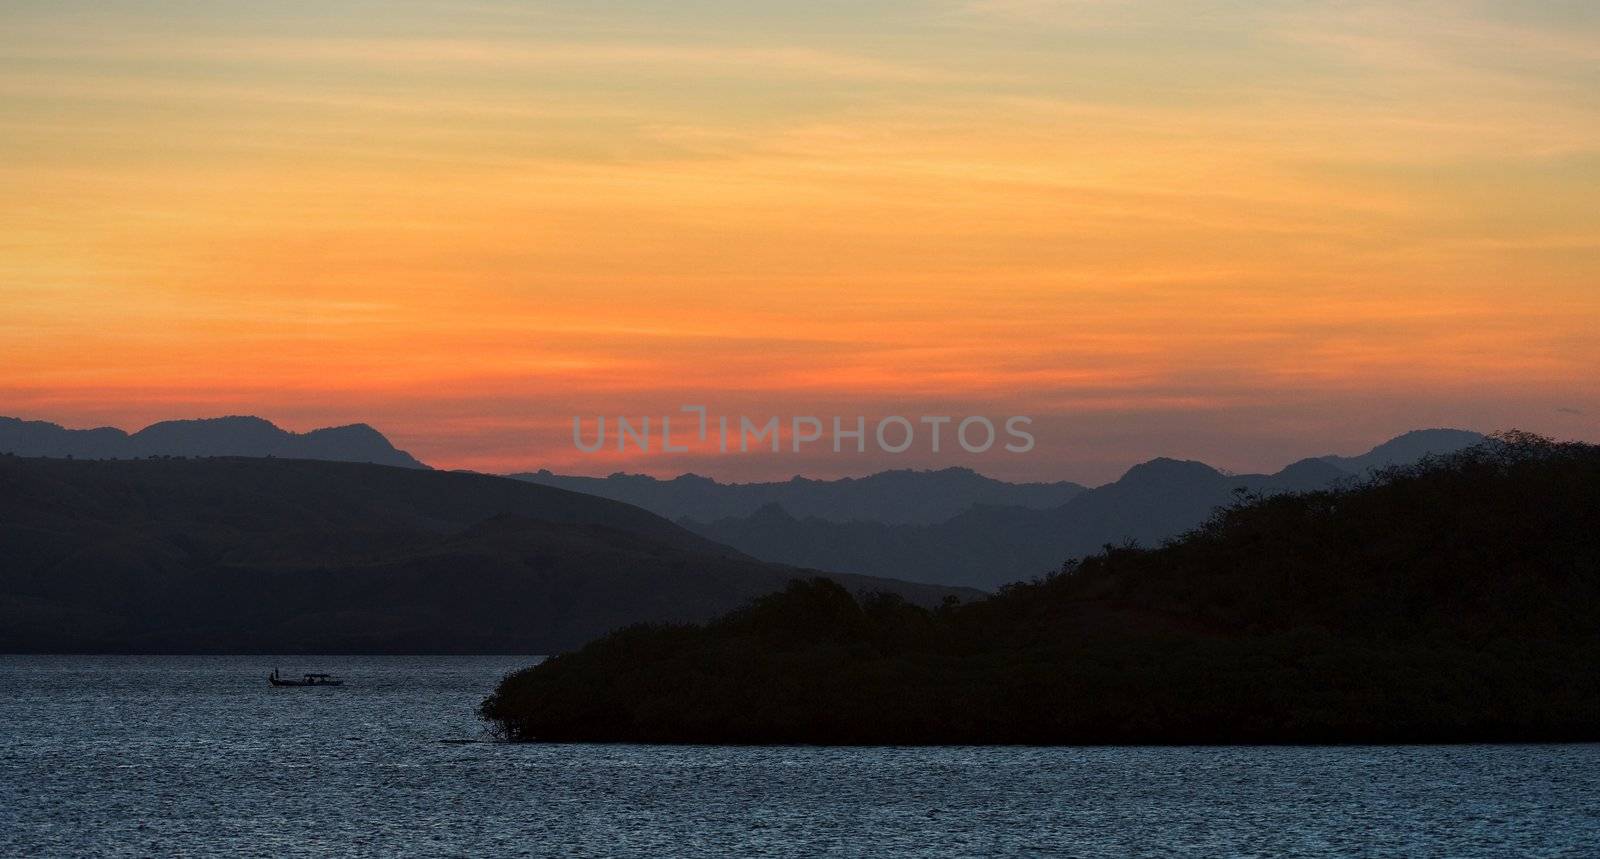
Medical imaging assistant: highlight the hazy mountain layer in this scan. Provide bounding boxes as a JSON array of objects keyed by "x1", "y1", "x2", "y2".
[
  {"x1": 686, "y1": 430, "x2": 1486, "y2": 589},
  {"x1": 511, "y1": 467, "x2": 1086, "y2": 525}
]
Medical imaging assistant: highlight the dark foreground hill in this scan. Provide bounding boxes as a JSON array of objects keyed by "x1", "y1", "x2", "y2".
[
  {"x1": 0, "y1": 456, "x2": 966, "y2": 653},
  {"x1": 481, "y1": 433, "x2": 1600, "y2": 744},
  {"x1": 0, "y1": 415, "x2": 428, "y2": 469}
]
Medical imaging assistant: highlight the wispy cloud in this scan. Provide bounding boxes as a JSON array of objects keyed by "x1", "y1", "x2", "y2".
[{"x1": 5, "y1": 35, "x2": 983, "y2": 84}]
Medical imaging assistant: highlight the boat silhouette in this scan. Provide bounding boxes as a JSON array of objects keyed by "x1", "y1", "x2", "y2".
[{"x1": 268, "y1": 668, "x2": 345, "y2": 687}]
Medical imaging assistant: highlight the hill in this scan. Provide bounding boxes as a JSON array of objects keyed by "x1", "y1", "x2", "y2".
[
  {"x1": 1319, "y1": 428, "x2": 1486, "y2": 474},
  {"x1": 0, "y1": 415, "x2": 428, "y2": 469},
  {"x1": 480, "y1": 433, "x2": 1600, "y2": 744},
  {"x1": 685, "y1": 430, "x2": 1485, "y2": 589},
  {"x1": 510, "y1": 466, "x2": 1085, "y2": 525},
  {"x1": 0, "y1": 456, "x2": 967, "y2": 653}
]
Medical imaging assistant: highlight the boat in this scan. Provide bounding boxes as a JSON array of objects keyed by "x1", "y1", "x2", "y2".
[{"x1": 268, "y1": 668, "x2": 345, "y2": 687}]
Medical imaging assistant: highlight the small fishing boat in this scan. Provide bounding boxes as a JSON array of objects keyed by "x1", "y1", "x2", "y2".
[{"x1": 268, "y1": 668, "x2": 344, "y2": 687}]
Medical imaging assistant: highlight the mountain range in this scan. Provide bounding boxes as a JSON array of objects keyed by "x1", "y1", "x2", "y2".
[
  {"x1": 511, "y1": 467, "x2": 1086, "y2": 525},
  {"x1": 0, "y1": 455, "x2": 966, "y2": 653},
  {"x1": 684, "y1": 430, "x2": 1487, "y2": 589},
  {"x1": 0, "y1": 415, "x2": 427, "y2": 469},
  {"x1": 513, "y1": 431, "x2": 1481, "y2": 533},
  {"x1": 0, "y1": 414, "x2": 1489, "y2": 593}
]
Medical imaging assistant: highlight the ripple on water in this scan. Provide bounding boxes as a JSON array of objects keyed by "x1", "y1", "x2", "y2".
[{"x1": 2, "y1": 655, "x2": 1598, "y2": 857}]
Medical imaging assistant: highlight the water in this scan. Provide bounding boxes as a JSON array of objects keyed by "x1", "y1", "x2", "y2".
[{"x1": 2, "y1": 656, "x2": 1597, "y2": 857}]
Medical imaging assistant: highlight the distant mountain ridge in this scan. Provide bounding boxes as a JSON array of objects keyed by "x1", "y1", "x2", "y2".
[
  {"x1": 513, "y1": 430, "x2": 1482, "y2": 528},
  {"x1": 686, "y1": 429, "x2": 1487, "y2": 590},
  {"x1": 511, "y1": 466, "x2": 1086, "y2": 525},
  {"x1": 1318, "y1": 428, "x2": 1487, "y2": 475},
  {"x1": 0, "y1": 415, "x2": 427, "y2": 469}
]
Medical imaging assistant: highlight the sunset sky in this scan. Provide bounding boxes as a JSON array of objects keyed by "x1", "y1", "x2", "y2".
[{"x1": 2, "y1": 1, "x2": 1596, "y2": 483}]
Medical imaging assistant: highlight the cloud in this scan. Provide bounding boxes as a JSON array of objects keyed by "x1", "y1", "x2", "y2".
[
  {"x1": 6, "y1": 35, "x2": 981, "y2": 84},
  {"x1": 952, "y1": 0, "x2": 1155, "y2": 26}
]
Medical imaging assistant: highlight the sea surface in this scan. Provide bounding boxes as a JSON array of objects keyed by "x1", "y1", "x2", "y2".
[{"x1": 2, "y1": 656, "x2": 1597, "y2": 857}]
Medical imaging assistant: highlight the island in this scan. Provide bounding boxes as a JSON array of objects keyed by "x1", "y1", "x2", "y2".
[{"x1": 481, "y1": 433, "x2": 1600, "y2": 744}]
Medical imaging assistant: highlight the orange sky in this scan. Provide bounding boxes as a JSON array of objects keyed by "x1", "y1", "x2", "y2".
[{"x1": 2, "y1": 1, "x2": 1596, "y2": 483}]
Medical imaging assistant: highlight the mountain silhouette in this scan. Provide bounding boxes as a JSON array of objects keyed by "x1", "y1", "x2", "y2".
[
  {"x1": 1319, "y1": 428, "x2": 1485, "y2": 474},
  {"x1": 510, "y1": 466, "x2": 1085, "y2": 525},
  {"x1": 686, "y1": 430, "x2": 1486, "y2": 589},
  {"x1": 0, "y1": 415, "x2": 427, "y2": 469},
  {"x1": 0, "y1": 455, "x2": 968, "y2": 653},
  {"x1": 1271, "y1": 456, "x2": 1353, "y2": 490},
  {"x1": 481, "y1": 434, "x2": 1600, "y2": 745}
]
